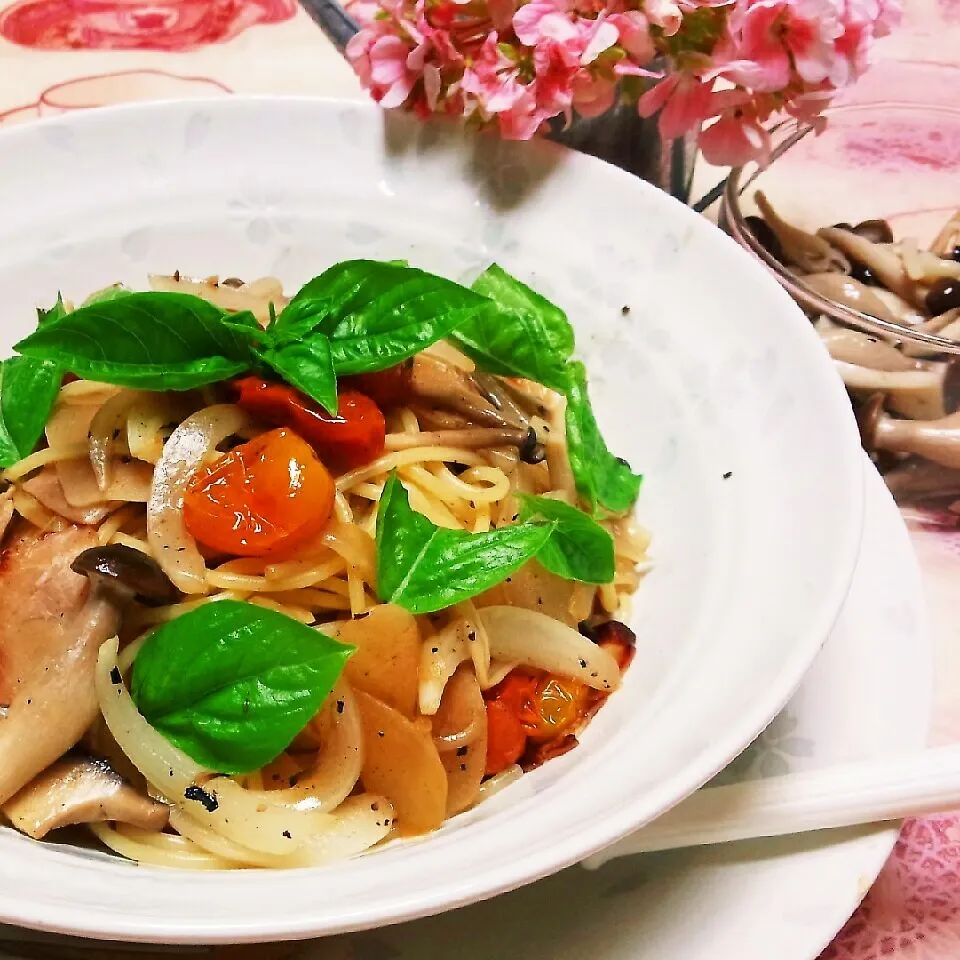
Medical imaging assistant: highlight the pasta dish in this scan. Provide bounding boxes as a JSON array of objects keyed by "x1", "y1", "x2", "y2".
[{"x1": 0, "y1": 260, "x2": 649, "y2": 869}]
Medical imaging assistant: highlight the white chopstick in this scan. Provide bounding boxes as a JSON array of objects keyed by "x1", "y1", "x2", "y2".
[{"x1": 582, "y1": 744, "x2": 960, "y2": 869}]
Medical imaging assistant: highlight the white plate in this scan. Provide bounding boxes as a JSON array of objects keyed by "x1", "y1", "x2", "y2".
[
  {"x1": 0, "y1": 97, "x2": 864, "y2": 941},
  {"x1": 0, "y1": 459, "x2": 927, "y2": 959},
  {"x1": 292, "y1": 459, "x2": 929, "y2": 960}
]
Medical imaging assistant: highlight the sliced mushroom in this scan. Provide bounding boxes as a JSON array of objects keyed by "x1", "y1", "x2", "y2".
[
  {"x1": 836, "y1": 359, "x2": 960, "y2": 420},
  {"x1": 0, "y1": 524, "x2": 98, "y2": 804},
  {"x1": 21, "y1": 470, "x2": 121, "y2": 525},
  {"x1": 471, "y1": 373, "x2": 531, "y2": 428},
  {"x1": 410, "y1": 354, "x2": 519, "y2": 429},
  {"x1": 0, "y1": 534, "x2": 177, "y2": 805},
  {"x1": 817, "y1": 228, "x2": 924, "y2": 307},
  {"x1": 859, "y1": 393, "x2": 960, "y2": 469},
  {"x1": 754, "y1": 192, "x2": 849, "y2": 274},
  {"x1": 899, "y1": 238, "x2": 960, "y2": 284},
  {"x1": 931, "y1": 210, "x2": 960, "y2": 259},
  {"x1": 384, "y1": 426, "x2": 546, "y2": 464},
  {"x1": 2, "y1": 754, "x2": 169, "y2": 839}
]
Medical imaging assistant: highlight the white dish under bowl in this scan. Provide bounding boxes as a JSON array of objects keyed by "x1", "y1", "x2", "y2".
[{"x1": 0, "y1": 96, "x2": 864, "y2": 943}]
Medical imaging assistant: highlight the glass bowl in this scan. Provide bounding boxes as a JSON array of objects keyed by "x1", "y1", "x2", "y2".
[
  {"x1": 719, "y1": 102, "x2": 960, "y2": 354},
  {"x1": 720, "y1": 101, "x2": 960, "y2": 513}
]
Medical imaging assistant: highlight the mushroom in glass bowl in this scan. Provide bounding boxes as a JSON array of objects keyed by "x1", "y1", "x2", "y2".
[{"x1": 720, "y1": 102, "x2": 960, "y2": 515}]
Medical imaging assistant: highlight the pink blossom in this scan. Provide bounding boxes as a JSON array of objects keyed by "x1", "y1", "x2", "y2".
[
  {"x1": 512, "y1": 0, "x2": 580, "y2": 46},
  {"x1": 460, "y1": 31, "x2": 528, "y2": 112},
  {"x1": 571, "y1": 69, "x2": 617, "y2": 116},
  {"x1": 638, "y1": 73, "x2": 718, "y2": 140},
  {"x1": 581, "y1": 17, "x2": 618, "y2": 64},
  {"x1": 699, "y1": 104, "x2": 771, "y2": 165},
  {"x1": 644, "y1": 0, "x2": 683, "y2": 35},
  {"x1": 608, "y1": 11, "x2": 655, "y2": 64}
]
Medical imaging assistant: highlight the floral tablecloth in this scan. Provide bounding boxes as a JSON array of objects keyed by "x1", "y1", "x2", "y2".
[{"x1": 1, "y1": 1, "x2": 960, "y2": 957}]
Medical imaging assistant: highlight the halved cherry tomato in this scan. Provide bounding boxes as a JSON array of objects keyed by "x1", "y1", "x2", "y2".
[
  {"x1": 484, "y1": 699, "x2": 528, "y2": 777},
  {"x1": 483, "y1": 669, "x2": 593, "y2": 775},
  {"x1": 183, "y1": 428, "x2": 334, "y2": 558},
  {"x1": 340, "y1": 362, "x2": 413, "y2": 409},
  {"x1": 232, "y1": 377, "x2": 386, "y2": 472}
]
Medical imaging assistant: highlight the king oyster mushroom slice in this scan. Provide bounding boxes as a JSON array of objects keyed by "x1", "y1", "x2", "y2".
[
  {"x1": 754, "y1": 192, "x2": 850, "y2": 274},
  {"x1": 836, "y1": 359, "x2": 960, "y2": 421},
  {"x1": 859, "y1": 393, "x2": 960, "y2": 470},
  {"x1": 2, "y1": 753, "x2": 169, "y2": 839},
  {"x1": 930, "y1": 210, "x2": 960, "y2": 259},
  {"x1": 0, "y1": 536, "x2": 177, "y2": 805}
]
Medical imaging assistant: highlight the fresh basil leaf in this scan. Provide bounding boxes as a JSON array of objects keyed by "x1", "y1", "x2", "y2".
[
  {"x1": 36, "y1": 294, "x2": 67, "y2": 325},
  {"x1": 259, "y1": 333, "x2": 338, "y2": 415},
  {"x1": 517, "y1": 493, "x2": 615, "y2": 585},
  {"x1": 376, "y1": 471, "x2": 554, "y2": 614},
  {"x1": 15, "y1": 292, "x2": 256, "y2": 391},
  {"x1": 0, "y1": 356, "x2": 62, "y2": 468},
  {"x1": 131, "y1": 600, "x2": 353, "y2": 774},
  {"x1": 565, "y1": 361, "x2": 642, "y2": 516},
  {"x1": 273, "y1": 261, "x2": 488, "y2": 375},
  {"x1": 449, "y1": 265, "x2": 574, "y2": 391}
]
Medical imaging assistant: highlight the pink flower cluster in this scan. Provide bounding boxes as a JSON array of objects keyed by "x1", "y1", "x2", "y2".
[{"x1": 345, "y1": 0, "x2": 900, "y2": 165}]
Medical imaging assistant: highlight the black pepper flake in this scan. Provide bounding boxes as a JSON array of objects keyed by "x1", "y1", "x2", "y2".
[
  {"x1": 505, "y1": 577, "x2": 512, "y2": 583},
  {"x1": 591, "y1": 671, "x2": 598, "y2": 678},
  {"x1": 288, "y1": 774, "x2": 300, "y2": 787},
  {"x1": 26, "y1": 698, "x2": 31, "y2": 704},
  {"x1": 621, "y1": 305, "x2": 631, "y2": 316},
  {"x1": 431, "y1": 647, "x2": 439, "y2": 654},
  {"x1": 578, "y1": 659, "x2": 587, "y2": 668},
  {"x1": 456, "y1": 746, "x2": 468, "y2": 757},
  {"x1": 467, "y1": 631, "x2": 477, "y2": 643},
  {"x1": 184, "y1": 785, "x2": 219, "y2": 812},
  {"x1": 109, "y1": 667, "x2": 122, "y2": 685},
  {"x1": 336, "y1": 700, "x2": 345, "y2": 714},
  {"x1": 378, "y1": 730, "x2": 385, "y2": 737},
  {"x1": 282, "y1": 830, "x2": 292, "y2": 839},
  {"x1": 723, "y1": 471, "x2": 733, "y2": 480},
  {"x1": 371, "y1": 801, "x2": 380, "y2": 811},
  {"x1": 459, "y1": 763, "x2": 467, "y2": 772}
]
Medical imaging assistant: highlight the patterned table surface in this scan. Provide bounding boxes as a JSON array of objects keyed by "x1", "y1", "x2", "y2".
[{"x1": 1, "y1": 1, "x2": 960, "y2": 957}]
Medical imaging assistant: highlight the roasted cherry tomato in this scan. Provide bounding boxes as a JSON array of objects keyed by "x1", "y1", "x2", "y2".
[
  {"x1": 484, "y1": 699, "x2": 528, "y2": 777},
  {"x1": 483, "y1": 669, "x2": 592, "y2": 775},
  {"x1": 183, "y1": 428, "x2": 334, "y2": 558},
  {"x1": 340, "y1": 362, "x2": 413, "y2": 409},
  {"x1": 232, "y1": 376, "x2": 386, "y2": 472}
]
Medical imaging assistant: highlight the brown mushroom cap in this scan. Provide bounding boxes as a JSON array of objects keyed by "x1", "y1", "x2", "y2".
[
  {"x1": 71, "y1": 544, "x2": 178, "y2": 607},
  {"x1": 856, "y1": 393, "x2": 886, "y2": 452}
]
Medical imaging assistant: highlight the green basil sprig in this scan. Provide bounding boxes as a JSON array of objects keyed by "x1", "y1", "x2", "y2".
[
  {"x1": 451, "y1": 265, "x2": 573, "y2": 392},
  {"x1": 564, "y1": 362, "x2": 643, "y2": 515},
  {"x1": 517, "y1": 493, "x2": 615, "y2": 585},
  {"x1": 131, "y1": 600, "x2": 353, "y2": 774},
  {"x1": 452, "y1": 265, "x2": 643, "y2": 516},
  {"x1": 15, "y1": 293, "x2": 256, "y2": 390},
  {"x1": 0, "y1": 356, "x2": 63, "y2": 468},
  {"x1": 376, "y1": 471, "x2": 555, "y2": 614}
]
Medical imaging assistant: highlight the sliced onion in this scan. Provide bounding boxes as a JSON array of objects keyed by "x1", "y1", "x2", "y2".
[
  {"x1": 89, "y1": 390, "x2": 144, "y2": 490},
  {"x1": 96, "y1": 638, "x2": 335, "y2": 855},
  {"x1": 435, "y1": 667, "x2": 487, "y2": 816},
  {"x1": 57, "y1": 458, "x2": 153, "y2": 508},
  {"x1": 478, "y1": 606, "x2": 622, "y2": 692},
  {"x1": 147, "y1": 404, "x2": 252, "y2": 594},
  {"x1": 418, "y1": 618, "x2": 472, "y2": 716}
]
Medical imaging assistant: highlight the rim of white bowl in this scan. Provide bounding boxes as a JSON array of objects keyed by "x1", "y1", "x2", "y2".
[{"x1": 0, "y1": 96, "x2": 866, "y2": 943}]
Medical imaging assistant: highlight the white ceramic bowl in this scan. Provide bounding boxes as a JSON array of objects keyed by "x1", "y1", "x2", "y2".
[{"x1": 0, "y1": 97, "x2": 864, "y2": 944}]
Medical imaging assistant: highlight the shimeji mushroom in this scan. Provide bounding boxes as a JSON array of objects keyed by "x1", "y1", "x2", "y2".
[
  {"x1": 2, "y1": 753, "x2": 169, "y2": 839},
  {"x1": 883, "y1": 457, "x2": 960, "y2": 502},
  {"x1": 753, "y1": 192, "x2": 850, "y2": 273},
  {"x1": 859, "y1": 393, "x2": 960, "y2": 469},
  {"x1": 0, "y1": 537, "x2": 176, "y2": 804}
]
